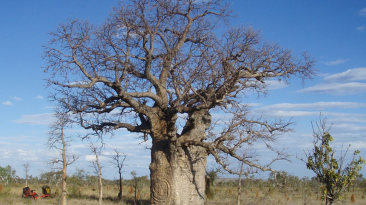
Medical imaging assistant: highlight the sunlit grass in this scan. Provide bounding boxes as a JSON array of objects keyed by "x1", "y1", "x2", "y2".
[{"x1": 0, "y1": 183, "x2": 365, "y2": 204}]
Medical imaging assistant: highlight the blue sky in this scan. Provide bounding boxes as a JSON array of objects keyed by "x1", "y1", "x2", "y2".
[{"x1": 1, "y1": 0, "x2": 365, "y2": 180}]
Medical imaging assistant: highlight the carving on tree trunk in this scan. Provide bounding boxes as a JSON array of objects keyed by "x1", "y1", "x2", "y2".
[
  {"x1": 150, "y1": 142, "x2": 172, "y2": 204},
  {"x1": 150, "y1": 142, "x2": 207, "y2": 204}
]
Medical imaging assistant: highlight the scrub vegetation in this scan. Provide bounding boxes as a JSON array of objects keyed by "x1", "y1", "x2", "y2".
[{"x1": 1, "y1": 167, "x2": 366, "y2": 205}]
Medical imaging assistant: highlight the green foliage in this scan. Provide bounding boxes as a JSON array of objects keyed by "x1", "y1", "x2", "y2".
[
  {"x1": 68, "y1": 185, "x2": 82, "y2": 198},
  {"x1": 39, "y1": 170, "x2": 63, "y2": 185},
  {"x1": 303, "y1": 119, "x2": 365, "y2": 205},
  {"x1": 0, "y1": 165, "x2": 16, "y2": 185},
  {"x1": 68, "y1": 168, "x2": 89, "y2": 186},
  {"x1": 268, "y1": 171, "x2": 302, "y2": 192},
  {"x1": 128, "y1": 171, "x2": 149, "y2": 189},
  {"x1": 207, "y1": 170, "x2": 218, "y2": 186}
]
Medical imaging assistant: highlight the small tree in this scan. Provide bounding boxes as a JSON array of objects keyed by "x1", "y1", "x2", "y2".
[
  {"x1": 47, "y1": 107, "x2": 79, "y2": 205},
  {"x1": 0, "y1": 165, "x2": 16, "y2": 186},
  {"x1": 237, "y1": 162, "x2": 247, "y2": 205},
  {"x1": 109, "y1": 149, "x2": 127, "y2": 200},
  {"x1": 39, "y1": 170, "x2": 63, "y2": 185},
  {"x1": 236, "y1": 163, "x2": 257, "y2": 205},
  {"x1": 89, "y1": 142, "x2": 104, "y2": 205},
  {"x1": 131, "y1": 171, "x2": 143, "y2": 205},
  {"x1": 205, "y1": 169, "x2": 219, "y2": 200},
  {"x1": 302, "y1": 118, "x2": 365, "y2": 205},
  {"x1": 23, "y1": 163, "x2": 29, "y2": 186}
]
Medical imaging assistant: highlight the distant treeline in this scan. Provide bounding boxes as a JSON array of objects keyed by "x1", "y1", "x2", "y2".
[
  {"x1": 0, "y1": 166, "x2": 149, "y2": 188},
  {"x1": 1, "y1": 165, "x2": 366, "y2": 194}
]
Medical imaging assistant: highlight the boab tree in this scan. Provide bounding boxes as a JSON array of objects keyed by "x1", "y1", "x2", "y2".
[
  {"x1": 43, "y1": 0, "x2": 315, "y2": 204},
  {"x1": 109, "y1": 149, "x2": 127, "y2": 201}
]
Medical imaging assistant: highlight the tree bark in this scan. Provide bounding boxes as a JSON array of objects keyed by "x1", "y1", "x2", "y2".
[
  {"x1": 61, "y1": 127, "x2": 67, "y2": 205},
  {"x1": 61, "y1": 168, "x2": 67, "y2": 205},
  {"x1": 237, "y1": 163, "x2": 244, "y2": 205},
  {"x1": 98, "y1": 175, "x2": 103, "y2": 205},
  {"x1": 148, "y1": 109, "x2": 210, "y2": 205},
  {"x1": 118, "y1": 172, "x2": 123, "y2": 200},
  {"x1": 150, "y1": 142, "x2": 208, "y2": 205}
]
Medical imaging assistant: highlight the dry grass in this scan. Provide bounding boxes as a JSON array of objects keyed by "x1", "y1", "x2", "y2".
[
  {"x1": 0, "y1": 184, "x2": 149, "y2": 205},
  {"x1": 206, "y1": 186, "x2": 366, "y2": 205},
  {"x1": 0, "y1": 184, "x2": 365, "y2": 204}
]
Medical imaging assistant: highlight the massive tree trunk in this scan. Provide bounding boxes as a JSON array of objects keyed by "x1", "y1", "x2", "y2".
[
  {"x1": 150, "y1": 142, "x2": 208, "y2": 205},
  {"x1": 149, "y1": 110, "x2": 210, "y2": 205}
]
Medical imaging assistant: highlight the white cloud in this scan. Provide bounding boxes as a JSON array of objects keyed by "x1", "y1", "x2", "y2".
[
  {"x1": 252, "y1": 110, "x2": 365, "y2": 121},
  {"x1": 253, "y1": 103, "x2": 366, "y2": 123},
  {"x1": 11, "y1": 97, "x2": 23, "y2": 101},
  {"x1": 17, "y1": 149, "x2": 27, "y2": 156},
  {"x1": 324, "y1": 59, "x2": 349, "y2": 66},
  {"x1": 327, "y1": 113, "x2": 366, "y2": 123},
  {"x1": 13, "y1": 113, "x2": 55, "y2": 125},
  {"x1": 85, "y1": 154, "x2": 109, "y2": 162},
  {"x1": 324, "y1": 67, "x2": 366, "y2": 82},
  {"x1": 297, "y1": 68, "x2": 366, "y2": 95},
  {"x1": 332, "y1": 123, "x2": 366, "y2": 132},
  {"x1": 265, "y1": 80, "x2": 288, "y2": 90},
  {"x1": 259, "y1": 102, "x2": 366, "y2": 110},
  {"x1": 330, "y1": 124, "x2": 366, "y2": 139},
  {"x1": 3, "y1": 101, "x2": 13, "y2": 106},
  {"x1": 85, "y1": 155, "x2": 96, "y2": 162},
  {"x1": 356, "y1": 26, "x2": 366, "y2": 32},
  {"x1": 359, "y1": 8, "x2": 366, "y2": 16},
  {"x1": 297, "y1": 82, "x2": 366, "y2": 95},
  {"x1": 36, "y1": 95, "x2": 44, "y2": 100},
  {"x1": 347, "y1": 141, "x2": 366, "y2": 150}
]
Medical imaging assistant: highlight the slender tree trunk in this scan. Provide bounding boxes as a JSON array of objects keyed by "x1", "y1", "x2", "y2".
[
  {"x1": 150, "y1": 141, "x2": 208, "y2": 205},
  {"x1": 92, "y1": 144, "x2": 103, "y2": 205},
  {"x1": 134, "y1": 181, "x2": 137, "y2": 205},
  {"x1": 98, "y1": 175, "x2": 103, "y2": 205},
  {"x1": 61, "y1": 128, "x2": 67, "y2": 205},
  {"x1": 23, "y1": 163, "x2": 29, "y2": 186},
  {"x1": 118, "y1": 172, "x2": 122, "y2": 200},
  {"x1": 61, "y1": 169, "x2": 67, "y2": 205},
  {"x1": 237, "y1": 163, "x2": 244, "y2": 205}
]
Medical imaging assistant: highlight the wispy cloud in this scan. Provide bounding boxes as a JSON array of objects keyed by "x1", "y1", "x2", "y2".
[
  {"x1": 253, "y1": 109, "x2": 366, "y2": 122},
  {"x1": 3, "y1": 101, "x2": 13, "y2": 106},
  {"x1": 332, "y1": 124, "x2": 366, "y2": 135},
  {"x1": 324, "y1": 67, "x2": 366, "y2": 82},
  {"x1": 11, "y1": 97, "x2": 23, "y2": 101},
  {"x1": 35, "y1": 95, "x2": 44, "y2": 100},
  {"x1": 356, "y1": 26, "x2": 366, "y2": 32},
  {"x1": 85, "y1": 155, "x2": 109, "y2": 162},
  {"x1": 297, "y1": 82, "x2": 366, "y2": 95},
  {"x1": 359, "y1": 8, "x2": 366, "y2": 16},
  {"x1": 258, "y1": 102, "x2": 366, "y2": 110},
  {"x1": 13, "y1": 113, "x2": 55, "y2": 125},
  {"x1": 297, "y1": 68, "x2": 366, "y2": 95},
  {"x1": 265, "y1": 80, "x2": 288, "y2": 90},
  {"x1": 324, "y1": 59, "x2": 349, "y2": 66},
  {"x1": 252, "y1": 103, "x2": 366, "y2": 124}
]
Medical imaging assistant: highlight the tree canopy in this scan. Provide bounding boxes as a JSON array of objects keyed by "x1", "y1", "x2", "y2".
[{"x1": 44, "y1": 0, "x2": 315, "y2": 203}]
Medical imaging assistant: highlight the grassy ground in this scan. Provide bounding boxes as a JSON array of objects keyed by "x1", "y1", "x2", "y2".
[
  {"x1": 0, "y1": 184, "x2": 149, "y2": 205},
  {"x1": 207, "y1": 186, "x2": 366, "y2": 205},
  {"x1": 0, "y1": 183, "x2": 365, "y2": 204}
]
